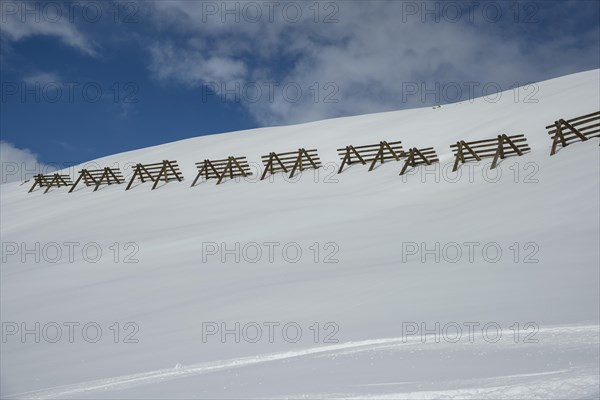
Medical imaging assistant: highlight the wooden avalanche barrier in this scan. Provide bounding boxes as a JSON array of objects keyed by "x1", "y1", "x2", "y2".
[
  {"x1": 69, "y1": 167, "x2": 124, "y2": 193},
  {"x1": 547, "y1": 111, "x2": 600, "y2": 155},
  {"x1": 125, "y1": 160, "x2": 183, "y2": 190},
  {"x1": 337, "y1": 140, "x2": 404, "y2": 173},
  {"x1": 399, "y1": 147, "x2": 439, "y2": 175},
  {"x1": 191, "y1": 156, "x2": 252, "y2": 186},
  {"x1": 28, "y1": 173, "x2": 73, "y2": 193},
  {"x1": 261, "y1": 148, "x2": 321, "y2": 180},
  {"x1": 451, "y1": 134, "x2": 530, "y2": 171}
]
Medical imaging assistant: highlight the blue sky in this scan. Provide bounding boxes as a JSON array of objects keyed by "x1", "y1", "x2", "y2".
[{"x1": 1, "y1": 0, "x2": 599, "y2": 171}]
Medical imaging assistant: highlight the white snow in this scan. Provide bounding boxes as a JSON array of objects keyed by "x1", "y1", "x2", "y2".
[{"x1": 1, "y1": 69, "x2": 599, "y2": 399}]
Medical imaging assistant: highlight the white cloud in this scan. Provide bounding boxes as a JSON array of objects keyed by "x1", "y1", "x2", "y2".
[
  {"x1": 0, "y1": 1, "x2": 98, "y2": 57},
  {"x1": 149, "y1": 43, "x2": 247, "y2": 86},
  {"x1": 140, "y1": 1, "x2": 599, "y2": 126},
  {"x1": 0, "y1": 141, "x2": 55, "y2": 184}
]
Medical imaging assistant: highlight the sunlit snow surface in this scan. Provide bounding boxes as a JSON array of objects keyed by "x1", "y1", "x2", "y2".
[{"x1": 1, "y1": 70, "x2": 599, "y2": 399}]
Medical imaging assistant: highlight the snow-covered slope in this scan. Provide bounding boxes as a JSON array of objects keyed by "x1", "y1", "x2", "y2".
[{"x1": 1, "y1": 69, "x2": 599, "y2": 399}]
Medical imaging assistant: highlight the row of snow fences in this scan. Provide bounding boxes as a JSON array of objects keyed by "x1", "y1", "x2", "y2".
[
  {"x1": 451, "y1": 134, "x2": 531, "y2": 171},
  {"x1": 26, "y1": 111, "x2": 600, "y2": 193},
  {"x1": 547, "y1": 111, "x2": 600, "y2": 155}
]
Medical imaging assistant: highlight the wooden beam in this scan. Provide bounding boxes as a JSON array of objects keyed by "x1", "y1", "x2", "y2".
[
  {"x1": 289, "y1": 149, "x2": 303, "y2": 178},
  {"x1": 302, "y1": 148, "x2": 319, "y2": 169},
  {"x1": 491, "y1": 135, "x2": 505, "y2": 170},
  {"x1": 44, "y1": 174, "x2": 59, "y2": 193},
  {"x1": 261, "y1": 153, "x2": 275, "y2": 180},
  {"x1": 368, "y1": 142, "x2": 386, "y2": 171},
  {"x1": 28, "y1": 174, "x2": 42, "y2": 193},
  {"x1": 551, "y1": 121, "x2": 567, "y2": 156},
  {"x1": 217, "y1": 157, "x2": 234, "y2": 185},
  {"x1": 152, "y1": 161, "x2": 168, "y2": 190},
  {"x1": 503, "y1": 134, "x2": 523, "y2": 156},
  {"x1": 69, "y1": 170, "x2": 86, "y2": 193},
  {"x1": 399, "y1": 149, "x2": 416, "y2": 175},
  {"x1": 337, "y1": 146, "x2": 351, "y2": 174},
  {"x1": 107, "y1": 168, "x2": 123, "y2": 184},
  {"x1": 232, "y1": 157, "x2": 249, "y2": 177},
  {"x1": 93, "y1": 169, "x2": 110, "y2": 192},
  {"x1": 273, "y1": 153, "x2": 288, "y2": 173},
  {"x1": 126, "y1": 164, "x2": 142, "y2": 190},
  {"x1": 452, "y1": 141, "x2": 463, "y2": 172},
  {"x1": 462, "y1": 141, "x2": 481, "y2": 161},
  {"x1": 167, "y1": 160, "x2": 183, "y2": 182},
  {"x1": 561, "y1": 118, "x2": 588, "y2": 141},
  {"x1": 350, "y1": 146, "x2": 367, "y2": 165},
  {"x1": 413, "y1": 148, "x2": 431, "y2": 165},
  {"x1": 383, "y1": 141, "x2": 402, "y2": 161}
]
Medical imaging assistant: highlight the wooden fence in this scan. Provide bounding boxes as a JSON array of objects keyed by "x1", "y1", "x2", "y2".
[
  {"x1": 337, "y1": 140, "x2": 404, "y2": 173},
  {"x1": 547, "y1": 111, "x2": 600, "y2": 155},
  {"x1": 27, "y1": 109, "x2": 600, "y2": 195},
  {"x1": 28, "y1": 173, "x2": 73, "y2": 193},
  {"x1": 191, "y1": 156, "x2": 252, "y2": 186},
  {"x1": 400, "y1": 147, "x2": 439, "y2": 175},
  {"x1": 261, "y1": 148, "x2": 321, "y2": 180},
  {"x1": 451, "y1": 134, "x2": 530, "y2": 171},
  {"x1": 69, "y1": 167, "x2": 124, "y2": 193},
  {"x1": 126, "y1": 160, "x2": 183, "y2": 190}
]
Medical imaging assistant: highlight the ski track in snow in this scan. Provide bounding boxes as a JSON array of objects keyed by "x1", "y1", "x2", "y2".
[
  {"x1": 334, "y1": 373, "x2": 600, "y2": 399},
  {"x1": 6, "y1": 324, "x2": 599, "y2": 399}
]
